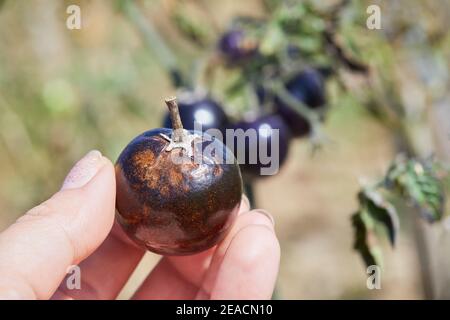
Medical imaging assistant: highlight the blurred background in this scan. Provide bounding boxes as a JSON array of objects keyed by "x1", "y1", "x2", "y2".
[{"x1": 0, "y1": 0, "x2": 449, "y2": 299}]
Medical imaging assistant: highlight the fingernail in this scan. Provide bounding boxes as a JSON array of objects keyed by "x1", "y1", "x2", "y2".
[
  {"x1": 253, "y1": 209, "x2": 275, "y2": 227},
  {"x1": 61, "y1": 150, "x2": 105, "y2": 190}
]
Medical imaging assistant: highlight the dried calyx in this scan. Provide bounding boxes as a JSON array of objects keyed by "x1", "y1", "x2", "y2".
[{"x1": 161, "y1": 97, "x2": 199, "y2": 157}]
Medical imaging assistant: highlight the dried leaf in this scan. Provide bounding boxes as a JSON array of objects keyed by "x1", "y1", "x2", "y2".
[
  {"x1": 359, "y1": 189, "x2": 400, "y2": 246},
  {"x1": 352, "y1": 211, "x2": 382, "y2": 267}
]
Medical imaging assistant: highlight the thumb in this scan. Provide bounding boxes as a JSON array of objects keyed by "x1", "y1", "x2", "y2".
[{"x1": 0, "y1": 150, "x2": 116, "y2": 299}]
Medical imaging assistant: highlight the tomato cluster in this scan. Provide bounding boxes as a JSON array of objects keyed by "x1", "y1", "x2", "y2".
[{"x1": 160, "y1": 28, "x2": 329, "y2": 179}]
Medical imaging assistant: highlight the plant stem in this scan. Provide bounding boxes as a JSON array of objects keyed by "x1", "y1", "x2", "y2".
[
  {"x1": 121, "y1": 0, "x2": 185, "y2": 88},
  {"x1": 268, "y1": 80, "x2": 328, "y2": 150},
  {"x1": 165, "y1": 97, "x2": 185, "y2": 142},
  {"x1": 367, "y1": 73, "x2": 436, "y2": 298},
  {"x1": 269, "y1": 81, "x2": 317, "y2": 121}
]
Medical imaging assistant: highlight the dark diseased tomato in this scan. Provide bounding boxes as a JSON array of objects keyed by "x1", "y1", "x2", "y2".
[
  {"x1": 275, "y1": 68, "x2": 326, "y2": 137},
  {"x1": 226, "y1": 114, "x2": 292, "y2": 179},
  {"x1": 117, "y1": 99, "x2": 242, "y2": 255},
  {"x1": 218, "y1": 29, "x2": 258, "y2": 62}
]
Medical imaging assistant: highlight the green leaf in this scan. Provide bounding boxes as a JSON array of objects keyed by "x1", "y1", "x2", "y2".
[
  {"x1": 351, "y1": 188, "x2": 400, "y2": 269},
  {"x1": 352, "y1": 155, "x2": 449, "y2": 273},
  {"x1": 276, "y1": 3, "x2": 306, "y2": 34},
  {"x1": 225, "y1": 75, "x2": 247, "y2": 98},
  {"x1": 352, "y1": 211, "x2": 383, "y2": 268},
  {"x1": 296, "y1": 35, "x2": 322, "y2": 53},
  {"x1": 385, "y1": 157, "x2": 446, "y2": 222},
  {"x1": 359, "y1": 189, "x2": 400, "y2": 246},
  {"x1": 260, "y1": 23, "x2": 286, "y2": 56}
]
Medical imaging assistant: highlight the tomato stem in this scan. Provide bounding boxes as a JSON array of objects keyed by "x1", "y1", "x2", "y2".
[{"x1": 165, "y1": 97, "x2": 185, "y2": 142}]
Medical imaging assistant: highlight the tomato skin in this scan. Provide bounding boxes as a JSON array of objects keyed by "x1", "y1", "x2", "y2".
[
  {"x1": 218, "y1": 29, "x2": 258, "y2": 62},
  {"x1": 116, "y1": 128, "x2": 242, "y2": 255},
  {"x1": 226, "y1": 114, "x2": 292, "y2": 179},
  {"x1": 275, "y1": 68, "x2": 326, "y2": 137}
]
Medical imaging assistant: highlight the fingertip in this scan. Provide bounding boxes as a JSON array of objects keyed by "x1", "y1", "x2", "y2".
[
  {"x1": 234, "y1": 209, "x2": 275, "y2": 232},
  {"x1": 79, "y1": 156, "x2": 116, "y2": 220},
  {"x1": 234, "y1": 217, "x2": 279, "y2": 269},
  {"x1": 238, "y1": 194, "x2": 251, "y2": 215},
  {"x1": 211, "y1": 224, "x2": 280, "y2": 300},
  {"x1": 59, "y1": 155, "x2": 117, "y2": 261},
  {"x1": 81, "y1": 156, "x2": 116, "y2": 195},
  {"x1": 61, "y1": 150, "x2": 104, "y2": 190},
  {"x1": 102, "y1": 155, "x2": 115, "y2": 168},
  {"x1": 250, "y1": 209, "x2": 275, "y2": 227},
  {"x1": 236, "y1": 224, "x2": 280, "y2": 266}
]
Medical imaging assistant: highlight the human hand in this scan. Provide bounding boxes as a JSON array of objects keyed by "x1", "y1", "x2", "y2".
[{"x1": 0, "y1": 150, "x2": 280, "y2": 300}]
